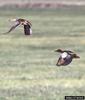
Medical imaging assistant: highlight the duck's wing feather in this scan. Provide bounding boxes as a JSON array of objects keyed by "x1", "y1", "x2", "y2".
[
  {"x1": 55, "y1": 49, "x2": 63, "y2": 53},
  {"x1": 63, "y1": 50, "x2": 74, "y2": 53},
  {"x1": 3, "y1": 22, "x2": 20, "y2": 34},
  {"x1": 27, "y1": 21, "x2": 32, "y2": 27},
  {"x1": 24, "y1": 24, "x2": 32, "y2": 35},
  {"x1": 56, "y1": 57, "x2": 65, "y2": 66},
  {"x1": 55, "y1": 49, "x2": 74, "y2": 53}
]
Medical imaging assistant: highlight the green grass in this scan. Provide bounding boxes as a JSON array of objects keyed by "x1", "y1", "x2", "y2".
[{"x1": 0, "y1": 7, "x2": 85, "y2": 100}]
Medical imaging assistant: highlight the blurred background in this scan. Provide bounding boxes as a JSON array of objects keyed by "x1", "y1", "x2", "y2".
[
  {"x1": 0, "y1": 0, "x2": 85, "y2": 7},
  {"x1": 0, "y1": 0, "x2": 85, "y2": 100}
]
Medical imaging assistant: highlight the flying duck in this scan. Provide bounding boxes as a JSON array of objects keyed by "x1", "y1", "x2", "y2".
[
  {"x1": 55, "y1": 49, "x2": 80, "y2": 66},
  {"x1": 4, "y1": 18, "x2": 32, "y2": 35}
]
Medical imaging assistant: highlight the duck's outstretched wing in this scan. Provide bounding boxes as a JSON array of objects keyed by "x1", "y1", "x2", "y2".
[
  {"x1": 55, "y1": 49, "x2": 74, "y2": 53},
  {"x1": 64, "y1": 50, "x2": 74, "y2": 53},
  {"x1": 24, "y1": 24, "x2": 32, "y2": 35},
  {"x1": 3, "y1": 22, "x2": 20, "y2": 34}
]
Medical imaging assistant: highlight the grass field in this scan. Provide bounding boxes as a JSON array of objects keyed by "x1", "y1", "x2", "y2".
[{"x1": 0, "y1": 6, "x2": 85, "y2": 100}]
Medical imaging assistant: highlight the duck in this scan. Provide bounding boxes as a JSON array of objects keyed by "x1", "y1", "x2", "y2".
[
  {"x1": 4, "y1": 18, "x2": 32, "y2": 35},
  {"x1": 55, "y1": 49, "x2": 80, "y2": 66}
]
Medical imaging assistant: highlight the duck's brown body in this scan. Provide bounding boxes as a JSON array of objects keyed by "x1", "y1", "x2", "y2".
[{"x1": 55, "y1": 49, "x2": 80, "y2": 66}]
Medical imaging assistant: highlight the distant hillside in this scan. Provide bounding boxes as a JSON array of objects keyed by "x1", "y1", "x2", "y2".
[{"x1": 0, "y1": 0, "x2": 85, "y2": 7}]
